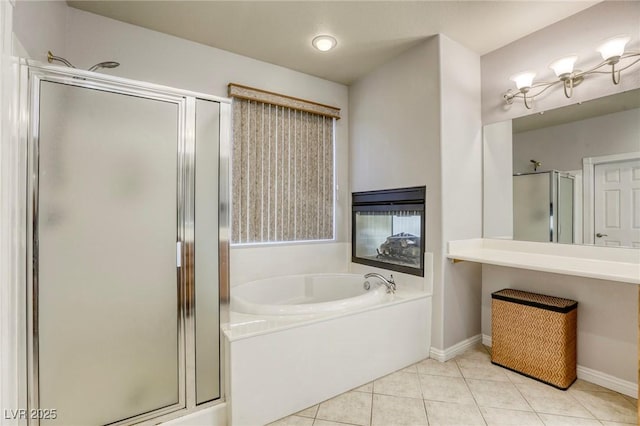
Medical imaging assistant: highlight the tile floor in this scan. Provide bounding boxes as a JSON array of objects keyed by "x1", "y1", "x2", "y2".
[{"x1": 268, "y1": 344, "x2": 638, "y2": 426}]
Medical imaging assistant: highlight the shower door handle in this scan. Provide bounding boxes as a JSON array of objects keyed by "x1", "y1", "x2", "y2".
[{"x1": 596, "y1": 233, "x2": 608, "y2": 238}]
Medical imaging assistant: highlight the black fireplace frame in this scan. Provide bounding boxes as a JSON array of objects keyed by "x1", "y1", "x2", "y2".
[{"x1": 351, "y1": 186, "x2": 426, "y2": 277}]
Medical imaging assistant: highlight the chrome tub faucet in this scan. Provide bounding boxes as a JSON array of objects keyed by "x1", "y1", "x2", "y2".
[{"x1": 364, "y1": 272, "x2": 396, "y2": 293}]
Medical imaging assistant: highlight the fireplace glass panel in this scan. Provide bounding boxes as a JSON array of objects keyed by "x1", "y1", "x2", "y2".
[
  {"x1": 355, "y1": 211, "x2": 422, "y2": 269},
  {"x1": 352, "y1": 187, "x2": 425, "y2": 276}
]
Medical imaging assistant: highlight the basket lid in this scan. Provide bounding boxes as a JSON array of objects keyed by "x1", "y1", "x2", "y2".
[{"x1": 492, "y1": 288, "x2": 577, "y2": 313}]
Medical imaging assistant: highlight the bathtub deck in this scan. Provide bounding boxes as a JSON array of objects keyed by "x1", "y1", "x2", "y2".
[{"x1": 222, "y1": 288, "x2": 430, "y2": 342}]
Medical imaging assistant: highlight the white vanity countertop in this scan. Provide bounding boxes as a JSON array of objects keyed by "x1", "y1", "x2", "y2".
[{"x1": 447, "y1": 239, "x2": 640, "y2": 285}]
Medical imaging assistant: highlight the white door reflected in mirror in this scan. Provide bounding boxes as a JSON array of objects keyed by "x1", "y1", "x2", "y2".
[{"x1": 594, "y1": 159, "x2": 640, "y2": 247}]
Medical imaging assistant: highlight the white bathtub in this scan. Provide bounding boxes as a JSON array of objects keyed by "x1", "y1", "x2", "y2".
[
  {"x1": 224, "y1": 272, "x2": 432, "y2": 426},
  {"x1": 231, "y1": 273, "x2": 388, "y2": 315}
]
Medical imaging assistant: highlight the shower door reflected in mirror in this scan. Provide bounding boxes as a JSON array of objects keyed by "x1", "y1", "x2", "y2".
[{"x1": 36, "y1": 81, "x2": 181, "y2": 425}]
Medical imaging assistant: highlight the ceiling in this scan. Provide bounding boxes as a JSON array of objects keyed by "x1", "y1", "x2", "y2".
[
  {"x1": 67, "y1": 1, "x2": 599, "y2": 85},
  {"x1": 513, "y1": 89, "x2": 640, "y2": 133}
]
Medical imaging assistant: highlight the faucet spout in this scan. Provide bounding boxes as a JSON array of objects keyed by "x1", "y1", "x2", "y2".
[{"x1": 364, "y1": 272, "x2": 396, "y2": 293}]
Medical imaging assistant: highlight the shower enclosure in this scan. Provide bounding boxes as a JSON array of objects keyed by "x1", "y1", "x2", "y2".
[
  {"x1": 513, "y1": 171, "x2": 574, "y2": 243},
  {"x1": 19, "y1": 62, "x2": 229, "y2": 425}
]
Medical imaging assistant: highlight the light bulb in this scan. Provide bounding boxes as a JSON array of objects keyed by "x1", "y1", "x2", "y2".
[
  {"x1": 549, "y1": 56, "x2": 578, "y2": 78},
  {"x1": 597, "y1": 35, "x2": 630, "y2": 61},
  {"x1": 312, "y1": 35, "x2": 337, "y2": 52},
  {"x1": 510, "y1": 71, "x2": 536, "y2": 90}
]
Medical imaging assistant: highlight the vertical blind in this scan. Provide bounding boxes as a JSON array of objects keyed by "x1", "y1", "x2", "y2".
[{"x1": 231, "y1": 96, "x2": 336, "y2": 244}]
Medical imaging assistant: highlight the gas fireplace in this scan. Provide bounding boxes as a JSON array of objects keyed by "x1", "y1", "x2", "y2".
[{"x1": 352, "y1": 186, "x2": 426, "y2": 277}]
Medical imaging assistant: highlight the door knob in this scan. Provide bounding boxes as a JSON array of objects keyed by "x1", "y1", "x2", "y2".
[{"x1": 596, "y1": 233, "x2": 608, "y2": 238}]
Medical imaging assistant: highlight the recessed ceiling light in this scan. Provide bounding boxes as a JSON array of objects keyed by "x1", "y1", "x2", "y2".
[{"x1": 312, "y1": 35, "x2": 337, "y2": 52}]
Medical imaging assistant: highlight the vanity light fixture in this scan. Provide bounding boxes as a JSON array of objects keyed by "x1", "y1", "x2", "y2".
[
  {"x1": 504, "y1": 35, "x2": 639, "y2": 109},
  {"x1": 312, "y1": 35, "x2": 337, "y2": 52}
]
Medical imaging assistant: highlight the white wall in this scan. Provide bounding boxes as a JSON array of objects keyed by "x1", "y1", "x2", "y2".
[
  {"x1": 12, "y1": 0, "x2": 67, "y2": 61},
  {"x1": 349, "y1": 37, "x2": 444, "y2": 347},
  {"x1": 349, "y1": 35, "x2": 483, "y2": 351},
  {"x1": 482, "y1": 265, "x2": 638, "y2": 386},
  {"x1": 230, "y1": 243, "x2": 349, "y2": 287},
  {"x1": 483, "y1": 121, "x2": 513, "y2": 239},
  {"x1": 513, "y1": 108, "x2": 640, "y2": 173},
  {"x1": 439, "y1": 35, "x2": 483, "y2": 348},
  {"x1": 482, "y1": 1, "x2": 640, "y2": 125}
]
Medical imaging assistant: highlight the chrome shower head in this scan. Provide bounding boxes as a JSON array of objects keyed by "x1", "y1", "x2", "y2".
[
  {"x1": 47, "y1": 50, "x2": 120, "y2": 73},
  {"x1": 88, "y1": 61, "x2": 120, "y2": 72},
  {"x1": 530, "y1": 159, "x2": 541, "y2": 171}
]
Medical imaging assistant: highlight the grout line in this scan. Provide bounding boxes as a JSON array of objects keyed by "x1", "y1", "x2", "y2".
[
  {"x1": 313, "y1": 419, "x2": 361, "y2": 426},
  {"x1": 422, "y1": 399, "x2": 431, "y2": 426},
  {"x1": 562, "y1": 388, "x2": 601, "y2": 420},
  {"x1": 453, "y1": 353, "x2": 488, "y2": 426},
  {"x1": 414, "y1": 360, "x2": 431, "y2": 425},
  {"x1": 507, "y1": 375, "x2": 547, "y2": 425},
  {"x1": 369, "y1": 385, "x2": 374, "y2": 426},
  {"x1": 510, "y1": 375, "x2": 536, "y2": 413},
  {"x1": 463, "y1": 377, "x2": 488, "y2": 426}
]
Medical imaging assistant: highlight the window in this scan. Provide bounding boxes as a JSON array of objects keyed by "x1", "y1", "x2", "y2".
[{"x1": 229, "y1": 84, "x2": 339, "y2": 244}]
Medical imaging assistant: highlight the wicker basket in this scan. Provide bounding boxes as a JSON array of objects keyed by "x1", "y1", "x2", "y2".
[{"x1": 491, "y1": 288, "x2": 577, "y2": 390}]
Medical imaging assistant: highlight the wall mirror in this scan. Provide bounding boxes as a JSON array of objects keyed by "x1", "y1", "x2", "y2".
[{"x1": 483, "y1": 88, "x2": 640, "y2": 248}]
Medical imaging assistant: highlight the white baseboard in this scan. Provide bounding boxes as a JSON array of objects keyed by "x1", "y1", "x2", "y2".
[
  {"x1": 430, "y1": 334, "x2": 482, "y2": 362},
  {"x1": 482, "y1": 334, "x2": 492, "y2": 347},
  {"x1": 482, "y1": 334, "x2": 637, "y2": 398},
  {"x1": 576, "y1": 365, "x2": 638, "y2": 398}
]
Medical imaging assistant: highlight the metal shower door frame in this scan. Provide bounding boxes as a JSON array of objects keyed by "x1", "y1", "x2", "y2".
[{"x1": 21, "y1": 61, "x2": 230, "y2": 426}]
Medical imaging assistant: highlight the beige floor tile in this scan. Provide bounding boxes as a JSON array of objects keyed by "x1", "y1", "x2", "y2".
[
  {"x1": 466, "y1": 378, "x2": 532, "y2": 411},
  {"x1": 419, "y1": 374, "x2": 476, "y2": 404},
  {"x1": 515, "y1": 382, "x2": 594, "y2": 419},
  {"x1": 536, "y1": 413, "x2": 602, "y2": 426},
  {"x1": 353, "y1": 382, "x2": 373, "y2": 393},
  {"x1": 313, "y1": 420, "x2": 360, "y2": 426},
  {"x1": 415, "y1": 358, "x2": 462, "y2": 377},
  {"x1": 569, "y1": 379, "x2": 615, "y2": 394},
  {"x1": 424, "y1": 400, "x2": 485, "y2": 426},
  {"x1": 517, "y1": 380, "x2": 575, "y2": 398},
  {"x1": 622, "y1": 394, "x2": 637, "y2": 406},
  {"x1": 455, "y1": 344, "x2": 491, "y2": 362},
  {"x1": 371, "y1": 394, "x2": 428, "y2": 426},
  {"x1": 502, "y1": 369, "x2": 540, "y2": 385},
  {"x1": 295, "y1": 404, "x2": 319, "y2": 418},
  {"x1": 283, "y1": 345, "x2": 639, "y2": 426},
  {"x1": 316, "y1": 391, "x2": 372, "y2": 426},
  {"x1": 480, "y1": 407, "x2": 544, "y2": 426},
  {"x1": 268, "y1": 415, "x2": 315, "y2": 426},
  {"x1": 569, "y1": 389, "x2": 637, "y2": 424},
  {"x1": 456, "y1": 358, "x2": 510, "y2": 382},
  {"x1": 400, "y1": 363, "x2": 418, "y2": 374},
  {"x1": 373, "y1": 371, "x2": 422, "y2": 399}
]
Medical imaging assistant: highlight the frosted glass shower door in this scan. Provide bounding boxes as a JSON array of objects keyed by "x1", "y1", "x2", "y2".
[
  {"x1": 513, "y1": 173, "x2": 552, "y2": 242},
  {"x1": 36, "y1": 81, "x2": 181, "y2": 425}
]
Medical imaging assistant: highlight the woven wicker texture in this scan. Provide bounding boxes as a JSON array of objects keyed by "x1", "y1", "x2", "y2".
[
  {"x1": 493, "y1": 288, "x2": 577, "y2": 309},
  {"x1": 492, "y1": 297, "x2": 577, "y2": 389}
]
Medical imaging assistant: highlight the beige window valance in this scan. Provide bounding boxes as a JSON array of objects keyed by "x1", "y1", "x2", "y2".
[{"x1": 228, "y1": 83, "x2": 340, "y2": 120}]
